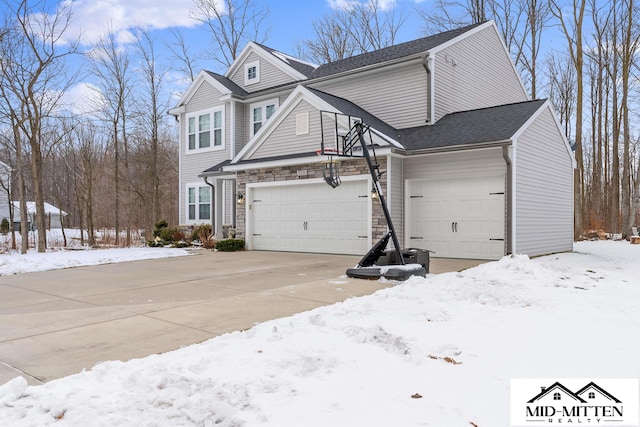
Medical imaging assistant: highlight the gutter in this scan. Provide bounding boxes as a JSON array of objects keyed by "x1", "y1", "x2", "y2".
[
  {"x1": 502, "y1": 145, "x2": 513, "y2": 255},
  {"x1": 396, "y1": 140, "x2": 511, "y2": 156}
]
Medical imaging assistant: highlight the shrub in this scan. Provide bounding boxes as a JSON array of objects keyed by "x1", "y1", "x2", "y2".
[
  {"x1": 216, "y1": 239, "x2": 245, "y2": 252},
  {"x1": 0, "y1": 218, "x2": 9, "y2": 234},
  {"x1": 190, "y1": 224, "x2": 215, "y2": 249}
]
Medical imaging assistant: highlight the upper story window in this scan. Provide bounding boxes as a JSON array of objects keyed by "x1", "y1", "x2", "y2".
[
  {"x1": 186, "y1": 108, "x2": 224, "y2": 153},
  {"x1": 244, "y1": 60, "x2": 260, "y2": 85},
  {"x1": 250, "y1": 98, "x2": 279, "y2": 136}
]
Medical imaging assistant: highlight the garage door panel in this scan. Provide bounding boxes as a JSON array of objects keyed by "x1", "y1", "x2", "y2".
[
  {"x1": 250, "y1": 180, "x2": 369, "y2": 255},
  {"x1": 408, "y1": 175, "x2": 505, "y2": 260}
]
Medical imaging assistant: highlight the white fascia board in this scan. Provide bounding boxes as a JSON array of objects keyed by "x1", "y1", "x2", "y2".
[
  {"x1": 172, "y1": 70, "x2": 233, "y2": 110},
  {"x1": 511, "y1": 100, "x2": 576, "y2": 167},
  {"x1": 428, "y1": 20, "x2": 494, "y2": 54},
  {"x1": 225, "y1": 147, "x2": 393, "y2": 172},
  {"x1": 232, "y1": 85, "x2": 340, "y2": 163},
  {"x1": 168, "y1": 105, "x2": 185, "y2": 116},
  {"x1": 430, "y1": 21, "x2": 528, "y2": 99},
  {"x1": 225, "y1": 41, "x2": 308, "y2": 81}
]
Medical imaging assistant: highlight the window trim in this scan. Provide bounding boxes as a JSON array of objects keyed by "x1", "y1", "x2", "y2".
[
  {"x1": 244, "y1": 60, "x2": 260, "y2": 85},
  {"x1": 249, "y1": 98, "x2": 279, "y2": 137},
  {"x1": 185, "y1": 107, "x2": 225, "y2": 154},
  {"x1": 185, "y1": 183, "x2": 212, "y2": 224}
]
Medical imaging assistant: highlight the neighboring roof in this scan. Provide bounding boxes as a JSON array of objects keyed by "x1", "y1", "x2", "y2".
[
  {"x1": 307, "y1": 88, "x2": 399, "y2": 142},
  {"x1": 12, "y1": 201, "x2": 67, "y2": 216},
  {"x1": 253, "y1": 42, "x2": 317, "y2": 77},
  {"x1": 309, "y1": 22, "x2": 485, "y2": 79},
  {"x1": 398, "y1": 99, "x2": 547, "y2": 151},
  {"x1": 205, "y1": 71, "x2": 248, "y2": 96}
]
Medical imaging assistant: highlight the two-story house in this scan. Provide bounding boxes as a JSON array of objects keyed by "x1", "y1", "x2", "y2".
[{"x1": 170, "y1": 21, "x2": 574, "y2": 260}]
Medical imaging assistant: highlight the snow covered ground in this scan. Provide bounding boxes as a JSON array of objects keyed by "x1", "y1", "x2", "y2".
[
  {"x1": 0, "y1": 228, "x2": 190, "y2": 276},
  {"x1": 0, "y1": 241, "x2": 639, "y2": 426}
]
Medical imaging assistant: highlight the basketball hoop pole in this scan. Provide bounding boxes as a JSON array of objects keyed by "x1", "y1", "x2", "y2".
[{"x1": 351, "y1": 122, "x2": 405, "y2": 266}]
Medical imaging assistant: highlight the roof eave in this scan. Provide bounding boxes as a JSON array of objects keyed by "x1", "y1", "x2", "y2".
[{"x1": 400, "y1": 140, "x2": 512, "y2": 155}]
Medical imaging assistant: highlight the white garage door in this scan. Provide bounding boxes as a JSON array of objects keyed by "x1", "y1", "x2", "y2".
[
  {"x1": 407, "y1": 175, "x2": 505, "y2": 260},
  {"x1": 249, "y1": 180, "x2": 369, "y2": 255}
]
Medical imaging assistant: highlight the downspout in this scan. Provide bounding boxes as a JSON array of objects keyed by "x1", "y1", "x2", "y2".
[
  {"x1": 204, "y1": 176, "x2": 216, "y2": 233},
  {"x1": 422, "y1": 52, "x2": 435, "y2": 124},
  {"x1": 502, "y1": 145, "x2": 514, "y2": 255}
]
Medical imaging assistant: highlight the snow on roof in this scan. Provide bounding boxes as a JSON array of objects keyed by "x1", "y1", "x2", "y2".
[{"x1": 11, "y1": 201, "x2": 67, "y2": 216}]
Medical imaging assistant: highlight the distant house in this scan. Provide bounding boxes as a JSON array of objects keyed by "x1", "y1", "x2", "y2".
[{"x1": 12, "y1": 201, "x2": 68, "y2": 229}]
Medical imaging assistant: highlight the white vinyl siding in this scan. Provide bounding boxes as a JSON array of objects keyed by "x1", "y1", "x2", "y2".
[
  {"x1": 514, "y1": 107, "x2": 574, "y2": 256},
  {"x1": 433, "y1": 25, "x2": 528, "y2": 122},
  {"x1": 179, "y1": 81, "x2": 234, "y2": 225},
  {"x1": 230, "y1": 52, "x2": 300, "y2": 92},
  {"x1": 311, "y1": 62, "x2": 428, "y2": 129},
  {"x1": 249, "y1": 99, "x2": 320, "y2": 159},
  {"x1": 388, "y1": 156, "x2": 404, "y2": 248}
]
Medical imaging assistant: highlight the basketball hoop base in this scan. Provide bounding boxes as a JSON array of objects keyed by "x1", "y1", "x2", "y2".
[{"x1": 346, "y1": 264, "x2": 427, "y2": 281}]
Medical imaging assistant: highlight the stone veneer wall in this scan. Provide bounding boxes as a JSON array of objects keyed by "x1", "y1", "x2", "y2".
[{"x1": 235, "y1": 157, "x2": 388, "y2": 243}]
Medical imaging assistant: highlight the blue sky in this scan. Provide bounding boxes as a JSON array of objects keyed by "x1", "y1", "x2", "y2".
[{"x1": 37, "y1": 0, "x2": 427, "y2": 112}]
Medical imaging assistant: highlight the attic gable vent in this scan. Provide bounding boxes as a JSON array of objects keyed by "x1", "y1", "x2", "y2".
[{"x1": 296, "y1": 112, "x2": 309, "y2": 135}]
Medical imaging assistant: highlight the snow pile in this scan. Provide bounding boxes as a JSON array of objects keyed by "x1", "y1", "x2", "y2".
[{"x1": 0, "y1": 241, "x2": 639, "y2": 426}]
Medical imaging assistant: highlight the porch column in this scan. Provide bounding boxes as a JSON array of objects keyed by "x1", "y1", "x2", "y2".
[{"x1": 214, "y1": 178, "x2": 224, "y2": 238}]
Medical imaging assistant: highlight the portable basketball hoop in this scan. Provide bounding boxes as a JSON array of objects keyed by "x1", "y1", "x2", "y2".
[
  {"x1": 316, "y1": 149, "x2": 341, "y2": 188},
  {"x1": 318, "y1": 111, "x2": 428, "y2": 281}
]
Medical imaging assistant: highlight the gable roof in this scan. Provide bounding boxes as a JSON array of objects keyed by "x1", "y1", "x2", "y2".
[
  {"x1": 12, "y1": 201, "x2": 67, "y2": 216},
  {"x1": 398, "y1": 99, "x2": 547, "y2": 151},
  {"x1": 205, "y1": 71, "x2": 247, "y2": 96},
  {"x1": 225, "y1": 41, "x2": 311, "y2": 82},
  {"x1": 309, "y1": 22, "x2": 486, "y2": 79},
  {"x1": 169, "y1": 70, "x2": 243, "y2": 114},
  {"x1": 253, "y1": 42, "x2": 317, "y2": 77}
]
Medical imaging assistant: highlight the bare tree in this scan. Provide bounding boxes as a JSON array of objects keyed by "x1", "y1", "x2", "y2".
[
  {"x1": 191, "y1": 0, "x2": 270, "y2": 68},
  {"x1": 134, "y1": 29, "x2": 170, "y2": 235},
  {"x1": 88, "y1": 27, "x2": 133, "y2": 246},
  {"x1": 300, "y1": 0, "x2": 406, "y2": 64},
  {"x1": 0, "y1": 0, "x2": 78, "y2": 252},
  {"x1": 550, "y1": 0, "x2": 587, "y2": 240},
  {"x1": 167, "y1": 29, "x2": 201, "y2": 83}
]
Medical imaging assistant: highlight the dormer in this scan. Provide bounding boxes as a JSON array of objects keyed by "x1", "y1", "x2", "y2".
[{"x1": 225, "y1": 41, "x2": 316, "y2": 93}]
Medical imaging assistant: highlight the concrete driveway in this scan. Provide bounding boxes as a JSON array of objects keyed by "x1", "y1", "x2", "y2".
[{"x1": 0, "y1": 250, "x2": 484, "y2": 385}]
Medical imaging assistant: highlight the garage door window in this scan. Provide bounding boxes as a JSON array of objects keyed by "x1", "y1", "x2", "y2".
[{"x1": 187, "y1": 185, "x2": 211, "y2": 222}]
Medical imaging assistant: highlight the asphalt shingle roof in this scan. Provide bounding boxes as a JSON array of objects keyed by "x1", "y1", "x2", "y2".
[
  {"x1": 308, "y1": 22, "x2": 484, "y2": 79},
  {"x1": 254, "y1": 42, "x2": 317, "y2": 77},
  {"x1": 307, "y1": 88, "x2": 399, "y2": 141},
  {"x1": 398, "y1": 100, "x2": 546, "y2": 151},
  {"x1": 205, "y1": 71, "x2": 248, "y2": 96}
]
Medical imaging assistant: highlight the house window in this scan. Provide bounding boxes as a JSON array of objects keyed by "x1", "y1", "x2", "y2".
[
  {"x1": 553, "y1": 393, "x2": 561, "y2": 401},
  {"x1": 588, "y1": 392, "x2": 595, "y2": 399},
  {"x1": 186, "y1": 109, "x2": 223, "y2": 152},
  {"x1": 244, "y1": 60, "x2": 260, "y2": 85},
  {"x1": 187, "y1": 184, "x2": 211, "y2": 222},
  {"x1": 250, "y1": 98, "x2": 279, "y2": 136}
]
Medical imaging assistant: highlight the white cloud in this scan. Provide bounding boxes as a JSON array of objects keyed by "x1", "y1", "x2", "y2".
[
  {"x1": 60, "y1": 82, "x2": 106, "y2": 117},
  {"x1": 327, "y1": 0, "x2": 397, "y2": 12},
  {"x1": 61, "y1": 0, "x2": 202, "y2": 46}
]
